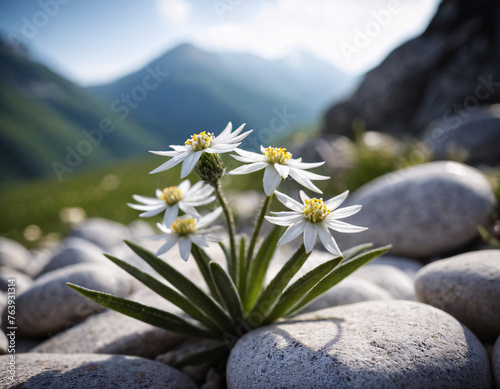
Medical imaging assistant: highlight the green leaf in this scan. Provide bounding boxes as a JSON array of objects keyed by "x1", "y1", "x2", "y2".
[
  {"x1": 263, "y1": 255, "x2": 343, "y2": 324},
  {"x1": 190, "y1": 245, "x2": 223, "y2": 304},
  {"x1": 219, "y1": 242, "x2": 230, "y2": 264},
  {"x1": 103, "y1": 254, "x2": 221, "y2": 335},
  {"x1": 341, "y1": 243, "x2": 373, "y2": 261},
  {"x1": 287, "y1": 244, "x2": 392, "y2": 316},
  {"x1": 174, "y1": 343, "x2": 229, "y2": 367},
  {"x1": 244, "y1": 225, "x2": 286, "y2": 312},
  {"x1": 247, "y1": 244, "x2": 309, "y2": 326},
  {"x1": 237, "y1": 236, "x2": 247, "y2": 295},
  {"x1": 124, "y1": 240, "x2": 236, "y2": 336},
  {"x1": 67, "y1": 283, "x2": 215, "y2": 339},
  {"x1": 210, "y1": 261, "x2": 244, "y2": 321}
]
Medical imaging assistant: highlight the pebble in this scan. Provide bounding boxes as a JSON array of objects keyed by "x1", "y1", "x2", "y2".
[
  {"x1": 493, "y1": 336, "x2": 500, "y2": 387},
  {"x1": 415, "y1": 249, "x2": 500, "y2": 342},
  {"x1": 371, "y1": 255, "x2": 424, "y2": 279},
  {"x1": 354, "y1": 264, "x2": 415, "y2": 300},
  {"x1": 0, "y1": 267, "x2": 32, "y2": 294},
  {"x1": 32, "y1": 289, "x2": 186, "y2": 358},
  {"x1": 227, "y1": 300, "x2": 492, "y2": 388},
  {"x1": 336, "y1": 161, "x2": 496, "y2": 258},
  {"x1": 39, "y1": 238, "x2": 105, "y2": 275},
  {"x1": 2, "y1": 263, "x2": 131, "y2": 338},
  {"x1": 69, "y1": 218, "x2": 130, "y2": 250},
  {"x1": 0, "y1": 353, "x2": 196, "y2": 388},
  {"x1": 0, "y1": 238, "x2": 32, "y2": 274},
  {"x1": 0, "y1": 330, "x2": 7, "y2": 355}
]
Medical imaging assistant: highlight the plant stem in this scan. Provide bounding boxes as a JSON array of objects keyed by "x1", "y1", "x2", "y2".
[
  {"x1": 246, "y1": 195, "x2": 273, "y2": 265},
  {"x1": 214, "y1": 180, "x2": 238, "y2": 283}
]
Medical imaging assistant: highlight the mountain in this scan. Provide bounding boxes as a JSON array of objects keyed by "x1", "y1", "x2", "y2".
[
  {"x1": 0, "y1": 39, "x2": 157, "y2": 186},
  {"x1": 89, "y1": 43, "x2": 355, "y2": 149}
]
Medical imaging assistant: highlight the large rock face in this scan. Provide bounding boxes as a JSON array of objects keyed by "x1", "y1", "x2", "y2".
[
  {"x1": 322, "y1": 0, "x2": 500, "y2": 140},
  {"x1": 227, "y1": 300, "x2": 491, "y2": 388}
]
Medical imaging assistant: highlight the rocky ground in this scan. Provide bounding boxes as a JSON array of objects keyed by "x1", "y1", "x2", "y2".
[{"x1": 0, "y1": 161, "x2": 499, "y2": 388}]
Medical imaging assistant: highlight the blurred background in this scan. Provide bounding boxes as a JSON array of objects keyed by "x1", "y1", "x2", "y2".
[{"x1": 1, "y1": 0, "x2": 499, "y2": 249}]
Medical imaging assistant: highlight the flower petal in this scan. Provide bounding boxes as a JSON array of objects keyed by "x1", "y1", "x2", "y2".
[
  {"x1": 286, "y1": 159, "x2": 325, "y2": 169},
  {"x1": 128, "y1": 203, "x2": 163, "y2": 211},
  {"x1": 326, "y1": 219, "x2": 368, "y2": 233},
  {"x1": 190, "y1": 234, "x2": 209, "y2": 247},
  {"x1": 299, "y1": 190, "x2": 310, "y2": 203},
  {"x1": 178, "y1": 202, "x2": 200, "y2": 218},
  {"x1": 289, "y1": 168, "x2": 329, "y2": 181},
  {"x1": 139, "y1": 205, "x2": 167, "y2": 218},
  {"x1": 178, "y1": 180, "x2": 191, "y2": 193},
  {"x1": 163, "y1": 205, "x2": 179, "y2": 227},
  {"x1": 324, "y1": 191, "x2": 349, "y2": 210},
  {"x1": 274, "y1": 163, "x2": 290, "y2": 179},
  {"x1": 289, "y1": 168, "x2": 323, "y2": 194},
  {"x1": 278, "y1": 220, "x2": 307, "y2": 245},
  {"x1": 178, "y1": 237, "x2": 192, "y2": 261},
  {"x1": 180, "y1": 151, "x2": 203, "y2": 178},
  {"x1": 132, "y1": 195, "x2": 163, "y2": 205},
  {"x1": 156, "y1": 236, "x2": 178, "y2": 256},
  {"x1": 232, "y1": 148, "x2": 267, "y2": 162},
  {"x1": 274, "y1": 191, "x2": 304, "y2": 212},
  {"x1": 303, "y1": 222, "x2": 318, "y2": 253},
  {"x1": 150, "y1": 152, "x2": 188, "y2": 174},
  {"x1": 197, "y1": 207, "x2": 223, "y2": 229},
  {"x1": 263, "y1": 165, "x2": 283, "y2": 196},
  {"x1": 228, "y1": 162, "x2": 267, "y2": 175},
  {"x1": 265, "y1": 215, "x2": 300, "y2": 226},
  {"x1": 330, "y1": 205, "x2": 362, "y2": 219},
  {"x1": 317, "y1": 222, "x2": 342, "y2": 257}
]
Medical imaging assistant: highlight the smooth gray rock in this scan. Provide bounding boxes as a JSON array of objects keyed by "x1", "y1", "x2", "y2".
[
  {"x1": 127, "y1": 220, "x2": 155, "y2": 242},
  {"x1": 0, "y1": 330, "x2": 7, "y2": 355},
  {"x1": 415, "y1": 249, "x2": 500, "y2": 342},
  {"x1": 0, "y1": 267, "x2": 32, "y2": 294},
  {"x1": 371, "y1": 255, "x2": 424, "y2": 279},
  {"x1": 32, "y1": 289, "x2": 185, "y2": 358},
  {"x1": 39, "y1": 238, "x2": 105, "y2": 275},
  {"x1": 0, "y1": 353, "x2": 196, "y2": 388},
  {"x1": 2, "y1": 263, "x2": 131, "y2": 338},
  {"x1": 337, "y1": 161, "x2": 495, "y2": 258},
  {"x1": 227, "y1": 300, "x2": 492, "y2": 388},
  {"x1": 354, "y1": 264, "x2": 415, "y2": 300},
  {"x1": 493, "y1": 336, "x2": 500, "y2": 388},
  {"x1": 69, "y1": 218, "x2": 130, "y2": 250},
  {"x1": 300, "y1": 277, "x2": 392, "y2": 314},
  {"x1": 0, "y1": 238, "x2": 32, "y2": 274}
]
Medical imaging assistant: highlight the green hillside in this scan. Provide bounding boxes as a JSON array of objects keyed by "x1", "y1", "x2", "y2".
[{"x1": 0, "y1": 40, "x2": 160, "y2": 186}]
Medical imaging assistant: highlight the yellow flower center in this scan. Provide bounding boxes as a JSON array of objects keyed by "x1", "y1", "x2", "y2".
[
  {"x1": 171, "y1": 218, "x2": 196, "y2": 236},
  {"x1": 264, "y1": 147, "x2": 292, "y2": 164},
  {"x1": 304, "y1": 198, "x2": 330, "y2": 223},
  {"x1": 185, "y1": 131, "x2": 213, "y2": 151},
  {"x1": 159, "y1": 186, "x2": 183, "y2": 206}
]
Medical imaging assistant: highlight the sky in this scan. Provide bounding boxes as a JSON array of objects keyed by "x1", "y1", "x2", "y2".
[{"x1": 0, "y1": 0, "x2": 440, "y2": 86}]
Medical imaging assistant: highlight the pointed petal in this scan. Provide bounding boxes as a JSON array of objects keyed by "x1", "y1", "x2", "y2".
[
  {"x1": 299, "y1": 190, "x2": 310, "y2": 203},
  {"x1": 274, "y1": 163, "x2": 290, "y2": 178},
  {"x1": 263, "y1": 165, "x2": 282, "y2": 196},
  {"x1": 232, "y1": 148, "x2": 266, "y2": 162},
  {"x1": 197, "y1": 207, "x2": 223, "y2": 229},
  {"x1": 163, "y1": 205, "x2": 179, "y2": 227},
  {"x1": 128, "y1": 203, "x2": 163, "y2": 211},
  {"x1": 207, "y1": 143, "x2": 241, "y2": 153},
  {"x1": 150, "y1": 153, "x2": 188, "y2": 174},
  {"x1": 331, "y1": 205, "x2": 362, "y2": 219},
  {"x1": 178, "y1": 202, "x2": 200, "y2": 217},
  {"x1": 265, "y1": 215, "x2": 299, "y2": 226},
  {"x1": 217, "y1": 122, "x2": 233, "y2": 141},
  {"x1": 289, "y1": 168, "x2": 329, "y2": 180},
  {"x1": 155, "y1": 189, "x2": 163, "y2": 198},
  {"x1": 139, "y1": 205, "x2": 167, "y2": 218},
  {"x1": 317, "y1": 223, "x2": 342, "y2": 257},
  {"x1": 324, "y1": 191, "x2": 349, "y2": 210},
  {"x1": 289, "y1": 169, "x2": 323, "y2": 194},
  {"x1": 149, "y1": 150, "x2": 179, "y2": 156},
  {"x1": 132, "y1": 194, "x2": 163, "y2": 205},
  {"x1": 156, "y1": 236, "x2": 178, "y2": 256},
  {"x1": 286, "y1": 159, "x2": 325, "y2": 169},
  {"x1": 178, "y1": 237, "x2": 192, "y2": 261},
  {"x1": 178, "y1": 180, "x2": 191, "y2": 193},
  {"x1": 274, "y1": 191, "x2": 303, "y2": 212},
  {"x1": 278, "y1": 220, "x2": 307, "y2": 245},
  {"x1": 180, "y1": 151, "x2": 203, "y2": 178},
  {"x1": 228, "y1": 162, "x2": 267, "y2": 175},
  {"x1": 190, "y1": 234, "x2": 209, "y2": 247},
  {"x1": 326, "y1": 219, "x2": 368, "y2": 233},
  {"x1": 303, "y1": 222, "x2": 318, "y2": 253}
]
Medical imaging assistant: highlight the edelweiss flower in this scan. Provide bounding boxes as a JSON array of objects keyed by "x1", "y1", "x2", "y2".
[
  {"x1": 150, "y1": 122, "x2": 252, "y2": 178},
  {"x1": 265, "y1": 191, "x2": 367, "y2": 256},
  {"x1": 128, "y1": 180, "x2": 216, "y2": 227},
  {"x1": 150, "y1": 208, "x2": 223, "y2": 261},
  {"x1": 229, "y1": 146, "x2": 329, "y2": 196}
]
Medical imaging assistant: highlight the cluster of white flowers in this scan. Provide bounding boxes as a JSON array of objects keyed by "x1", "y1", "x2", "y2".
[{"x1": 129, "y1": 121, "x2": 366, "y2": 261}]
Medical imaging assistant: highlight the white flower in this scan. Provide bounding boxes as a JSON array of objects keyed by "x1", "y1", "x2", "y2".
[
  {"x1": 149, "y1": 208, "x2": 223, "y2": 261},
  {"x1": 265, "y1": 190, "x2": 367, "y2": 256},
  {"x1": 127, "y1": 180, "x2": 215, "y2": 227},
  {"x1": 229, "y1": 146, "x2": 329, "y2": 196},
  {"x1": 149, "y1": 122, "x2": 252, "y2": 178}
]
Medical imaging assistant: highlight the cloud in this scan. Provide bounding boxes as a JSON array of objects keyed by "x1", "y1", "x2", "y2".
[{"x1": 157, "y1": 0, "x2": 192, "y2": 24}]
